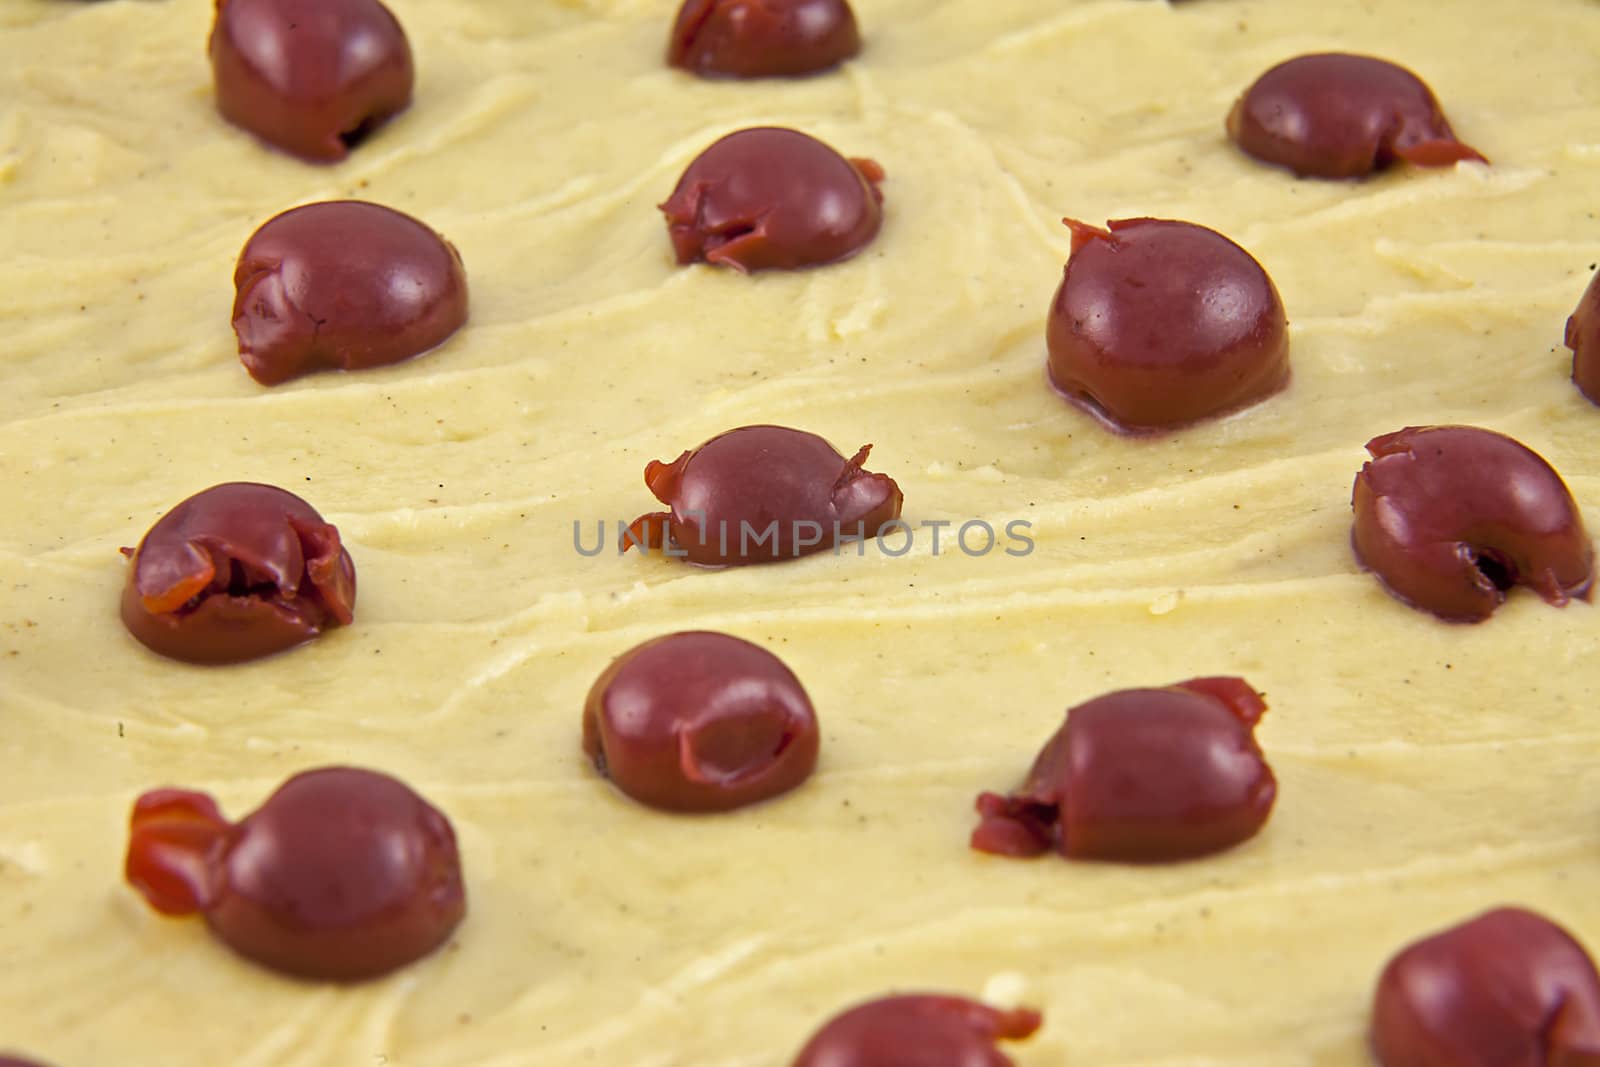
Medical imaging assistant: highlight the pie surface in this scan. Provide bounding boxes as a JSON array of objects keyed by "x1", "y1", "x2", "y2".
[{"x1": 3, "y1": 0, "x2": 1600, "y2": 1063}]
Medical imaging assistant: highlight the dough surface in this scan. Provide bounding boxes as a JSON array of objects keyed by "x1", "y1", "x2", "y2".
[{"x1": 2, "y1": 0, "x2": 1598, "y2": 1063}]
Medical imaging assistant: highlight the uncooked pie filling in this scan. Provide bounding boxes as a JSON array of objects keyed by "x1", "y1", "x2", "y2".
[{"x1": 2, "y1": 0, "x2": 1600, "y2": 1064}]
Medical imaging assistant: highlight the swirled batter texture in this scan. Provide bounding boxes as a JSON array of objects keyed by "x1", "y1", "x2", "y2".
[{"x1": 1, "y1": 0, "x2": 1599, "y2": 1064}]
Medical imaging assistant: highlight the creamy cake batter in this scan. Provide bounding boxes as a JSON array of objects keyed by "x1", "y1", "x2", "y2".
[{"x1": 2, "y1": 0, "x2": 1599, "y2": 1062}]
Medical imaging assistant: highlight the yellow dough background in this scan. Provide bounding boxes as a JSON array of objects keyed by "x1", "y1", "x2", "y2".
[{"x1": 4, "y1": 0, "x2": 1600, "y2": 1062}]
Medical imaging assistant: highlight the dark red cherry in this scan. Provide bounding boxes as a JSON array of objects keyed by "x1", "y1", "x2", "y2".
[
  {"x1": 1046, "y1": 218, "x2": 1289, "y2": 432},
  {"x1": 622, "y1": 424, "x2": 902, "y2": 565},
  {"x1": 232, "y1": 200, "x2": 469, "y2": 386},
  {"x1": 0, "y1": 1057, "x2": 54, "y2": 1067},
  {"x1": 125, "y1": 767, "x2": 466, "y2": 981},
  {"x1": 659, "y1": 127, "x2": 884, "y2": 272},
  {"x1": 210, "y1": 0, "x2": 413, "y2": 163},
  {"x1": 1565, "y1": 269, "x2": 1600, "y2": 406},
  {"x1": 583, "y1": 631, "x2": 819, "y2": 812},
  {"x1": 120, "y1": 482, "x2": 356, "y2": 665},
  {"x1": 668, "y1": 0, "x2": 860, "y2": 78},
  {"x1": 790, "y1": 994, "x2": 1042, "y2": 1067},
  {"x1": 972, "y1": 677, "x2": 1276, "y2": 862},
  {"x1": 1227, "y1": 53, "x2": 1486, "y2": 179},
  {"x1": 1371, "y1": 907, "x2": 1600, "y2": 1067},
  {"x1": 1351, "y1": 426, "x2": 1595, "y2": 622}
]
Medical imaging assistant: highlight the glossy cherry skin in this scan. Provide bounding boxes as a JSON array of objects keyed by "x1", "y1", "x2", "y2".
[
  {"x1": 1565, "y1": 269, "x2": 1600, "y2": 406},
  {"x1": 668, "y1": 0, "x2": 860, "y2": 78},
  {"x1": 1046, "y1": 218, "x2": 1289, "y2": 432},
  {"x1": 210, "y1": 0, "x2": 413, "y2": 163},
  {"x1": 232, "y1": 200, "x2": 469, "y2": 386},
  {"x1": 1351, "y1": 426, "x2": 1595, "y2": 622},
  {"x1": 972, "y1": 677, "x2": 1275, "y2": 862},
  {"x1": 1227, "y1": 53, "x2": 1486, "y2": 179},
  {"x1": 790, "y1": 994, "x2": 1042, "y2": 1067},
  {"x1": 660, "y1": 127, "x2": 885, "y2": 272},
  {"x1": 583, "y1": 631, "x2": 820, "y2": 813},
  {"x1": 0, "y1": 1057, "x2": 53, "y2": 1067},
  {"x1": 623, "y1": 424, "x2": 902, "y2": 565},
  {"x1": 125, "y1": 767, "x2": 466, "y2": 982},
  {"x1": 120, "y1": 482, "x2": 356, "y2": 665},
  {"x1": 1371, "y1": 907, "x2": 1600, "y2": 1067}
]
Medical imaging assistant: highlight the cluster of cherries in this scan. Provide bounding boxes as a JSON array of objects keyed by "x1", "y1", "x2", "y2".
[{"x1": 6, "y1": 0, "x2": 1591, "y2": 1066}]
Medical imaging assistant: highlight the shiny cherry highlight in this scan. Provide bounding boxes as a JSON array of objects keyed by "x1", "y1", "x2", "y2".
[
  {"x1": 1046, "y1": 217, "x2": 1289, "y2": 431},
  {"x1": 1351, "y1": 425, "x2": 1594, "y2": 622},
  {"x1": 210, "y1": 0, "x2": 414, "y2": 163},
  {"x1": 1371, "y1": 907, "x2": 1600, "y2": 1067},
  {"x1": 668, "y1": 0, "x2": 860, "y2": 78},
  {"x1": 125, "y1": 767, "x2": 466, "y2": 981},
  {"x1": 1227, "y1": 53, "x2": 1485, "y2": 179},
  {"x1": 584, "y1": 631, "x2": 820, "y2": 812},
  {"x1": 624, "y1": 424, "x2": 902, "y2": 565},
  {"x1": 120, "y1": 482, "x2": 356, "y2": 664},
  {"x1": 973, "y1": 677, "x2": 1276, "y2": 862},
  {"x1": 660, "y1": 127, "x2": 884, "y2": 272},
  {"x1": 790, "y1": 994, "x2": 1042, "y2": 1067},
  {"x1": 232, "y1": 200, "x2": 469, "y2": 385}
]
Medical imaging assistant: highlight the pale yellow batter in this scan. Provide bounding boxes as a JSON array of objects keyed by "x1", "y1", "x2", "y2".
[{"x1": 2, "y1": 0, "x2": 1599, "y2": 1063}]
